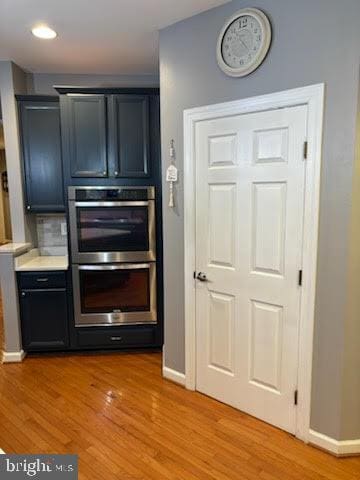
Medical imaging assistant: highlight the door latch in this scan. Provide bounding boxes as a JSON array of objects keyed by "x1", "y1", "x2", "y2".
[{"x1": 196, "y1": 272, "x2": 208, "y2": 282}]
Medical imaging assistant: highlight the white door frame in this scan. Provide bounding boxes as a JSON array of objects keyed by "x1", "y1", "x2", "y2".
[{"x1": 183, "y1": 84, "x2": 325, "y2": 442}]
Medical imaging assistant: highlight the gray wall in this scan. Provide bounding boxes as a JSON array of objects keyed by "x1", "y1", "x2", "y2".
[
  {"x1": 27, "y1": 73, "x2": 159, "y2": 95},
  {"x1": 342, "y1": 82, "x2": 360, "y2": 439},
  {"x1": 0, "y1": 61, "x2": 36, "y2": 244},
  {"x1": 159, "y1": 0, "x2": 360, "y2": 440}
]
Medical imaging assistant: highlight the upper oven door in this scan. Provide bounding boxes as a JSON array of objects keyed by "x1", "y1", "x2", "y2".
[{"x1": 69, "y1": 200, "x2": 156, "y2": 263}]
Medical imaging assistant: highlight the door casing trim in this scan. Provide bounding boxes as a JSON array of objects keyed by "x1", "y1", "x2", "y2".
[{"x1": 183, "y1": 83, "x2": 325, "y2": 442}]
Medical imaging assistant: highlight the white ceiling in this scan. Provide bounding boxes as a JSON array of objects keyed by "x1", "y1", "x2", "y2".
[{"x1": 0, "y1": 0, "x2": 230, "y2": 75}]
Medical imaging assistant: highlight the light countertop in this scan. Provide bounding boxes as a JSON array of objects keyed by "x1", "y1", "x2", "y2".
[
  {"x1": 15, "y1": 249, "x2": 68, "y2": 272},
  {"x1": 0, "y1": 243, "x2": 32, "y2": 256}
]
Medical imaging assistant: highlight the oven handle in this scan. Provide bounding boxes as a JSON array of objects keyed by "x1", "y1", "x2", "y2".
[
  {"x1": 78, "y1": 263, "x2": 151, "y2": 271},
  {"x1": 74, "y1": 201, "x2": 150, "y2": 207}
]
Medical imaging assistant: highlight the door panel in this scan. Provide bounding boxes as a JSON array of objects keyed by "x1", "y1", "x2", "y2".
[
  {"x1": 208, "y1": 133, "x2": 237, "y2": 167},
  {"x1": 252, "y1": 182, "x2": 286, "y2": 275},
  {"x1": 19, "y1": 101, "x2": 64, "y2": 212},
  {"x1": 250, "y1": 300, "x2": 283, "y2": 392},
  {"x1": 109, "y1": 95, "x2": 150, "y2": 177},
  {"x1": 209, "y1": 184, "x2": 236, "y2": 268},
  {"x1": 68, "y1": 95, "x2": 107, "y2": 178},
  {"x1": 20, "y1": 289, "x2": 69, "y2": 351},
  {"x1": 208, "y1": 291, "x2": 235, "y2": 375},
  {"x1": 253, "y1": 127, "x2": 289, "y2": 164},
  {"x1": 195, "y1": 105, "x2": 307, "y2": 434}
]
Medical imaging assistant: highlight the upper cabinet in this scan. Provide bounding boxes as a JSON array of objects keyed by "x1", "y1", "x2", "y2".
[
  {"x1": 59, "y1": 90, "x2": 158, "y2": 182},
  {"x1": 18, "y1": 98, "x2": 65, "y2": 212},
  {"x1": 109, "y1": 95, "x2": 150, "y2": 178},
  {"x1": 67, "y1": 95, "x2": 107, "y2": 177}
]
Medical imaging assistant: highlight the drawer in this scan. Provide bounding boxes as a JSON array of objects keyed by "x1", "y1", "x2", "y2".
[
  {"x1": 18, "y1": 271, "x2": 66, "y2": 289},
  {"x1": 77, "y1": 327, "x2": 155, "y2": 348}
]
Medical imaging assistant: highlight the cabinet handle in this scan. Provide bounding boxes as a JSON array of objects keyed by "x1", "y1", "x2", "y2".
[
  {"x1": 114, "y1": 171, "x2": 119, "y2": 176},
  {"x1": 36, "y1": 278, "x2": 49, "y2": 282},
  {"x1": 110, "y1": 336, "x2": 123, "y2": 342},
  {"x1": 103, "y1": 171, "x2": 107, "y2": 176},
  {"x1": 27, "y1": 205, "x2": 31, "y2": 211},
  {"x1": 21, "y1": 292, "x2": 26, "y2": 297}
]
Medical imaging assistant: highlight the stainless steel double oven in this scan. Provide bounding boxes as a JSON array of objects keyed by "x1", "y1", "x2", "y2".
[{"x1": 69, "y1": 186, "x2": 157, "y2": 327}]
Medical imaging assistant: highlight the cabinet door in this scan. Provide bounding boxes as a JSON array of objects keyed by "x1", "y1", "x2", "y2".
[
  {"x1": 67, "y1": 95, "x2": 107, "y2": 177},
  {"x1": 109, "y1": 95, "x2": 150, "y2": 177},
  {"x1": 19, "y1": 101, "x2": 65, "y2": 212},
  {"x1": 20, "y1": 289, "x2": 69, "y2": 351}
]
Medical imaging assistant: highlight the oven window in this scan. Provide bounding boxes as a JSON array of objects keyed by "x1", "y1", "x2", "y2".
[
  {"x1": 80, "y1": 268, "x2": 150, "y2": 313},
  {"x1": 77, "y1": 206, "x2": 149, "y2": 252}
]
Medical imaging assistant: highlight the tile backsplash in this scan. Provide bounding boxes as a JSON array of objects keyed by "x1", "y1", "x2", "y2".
[{"x1": 36, "y1": 214, "x2": 68, "y2": 256}]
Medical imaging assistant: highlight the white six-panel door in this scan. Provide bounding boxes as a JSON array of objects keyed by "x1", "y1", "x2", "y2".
[{"x1": 195, "y1": 105, "x2": 308, "y2": 433}]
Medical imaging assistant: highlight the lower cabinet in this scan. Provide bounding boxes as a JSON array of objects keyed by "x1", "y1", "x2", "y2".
[
  {"x1": 19, "y1": 272, "x2": 69, "y2": 351},
  {"x1": 76, "y1": 326, "x2": 156, "y2": 349}
]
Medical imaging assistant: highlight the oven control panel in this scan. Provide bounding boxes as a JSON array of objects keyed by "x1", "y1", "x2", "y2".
[{"x1": 69, "y1": 186, "x2": 155, "y2": 201}]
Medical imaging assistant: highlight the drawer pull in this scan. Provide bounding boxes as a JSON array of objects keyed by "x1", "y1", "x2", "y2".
[
  {"x1": 36, "y1": 278, "x2": 49, "y2": 282},
  {"x1": 110, "y1": 336, "x2": 123, "y2": 342}
]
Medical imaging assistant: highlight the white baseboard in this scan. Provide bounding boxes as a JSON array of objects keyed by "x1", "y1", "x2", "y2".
[
  {"x1": 2, "y1": 350, "x2": 26, "y2": 363},
  {"x1": 163, "y1": 366, "x2": 186, "y2": 386},
  {"x1": 309, "y1": 429, "x2": 360, "y2": 456}
]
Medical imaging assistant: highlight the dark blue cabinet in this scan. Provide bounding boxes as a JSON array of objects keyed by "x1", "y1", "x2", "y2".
[
  {"x1": 18, "y1": 98, "x2": 65, "y2": 212},
  {"x1": 18, "y1": 271, "x2": 69, "y2": 352},
  {"x1": 66, "y1": 95, "x2": 108, "y2": 178},
  {"x1": 109, "y1": 95, "x2": 150, "y2": 177},
  {"x1": 59, "y1": 89, "x2": 158, "y2": 182}
]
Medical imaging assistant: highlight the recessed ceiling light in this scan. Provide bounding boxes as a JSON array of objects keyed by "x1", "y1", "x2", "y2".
[{"x1": 31, "y1": 25, "x2": 57, "y2": 40}]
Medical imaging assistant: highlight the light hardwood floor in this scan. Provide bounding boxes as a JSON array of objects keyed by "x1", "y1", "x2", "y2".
[
  {"x1": 0, "y1": 295, "x2": 4, "y2": 352},
  {"x1": 0, "y1": 351, "x2": 359, "y2": 479}
]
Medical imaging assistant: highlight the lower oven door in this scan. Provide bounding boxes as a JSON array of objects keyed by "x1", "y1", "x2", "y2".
[{"x1": 72, "y1": 263, "x2": 157, "y2": 326}]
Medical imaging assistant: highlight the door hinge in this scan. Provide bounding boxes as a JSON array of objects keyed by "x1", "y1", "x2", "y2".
[
  {"x1": 303, "y1": 141, "x2": 308, "y2": 160},
  {"x1": 294, "y1": 389, "x2": 298, "y2": 406},
  {"x1": 298, "y1": 270, "x2": 303, "y2": 286}
]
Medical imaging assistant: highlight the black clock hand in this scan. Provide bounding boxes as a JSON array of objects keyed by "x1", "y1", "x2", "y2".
[{"x1": 239, "y1": 37, "x2": 249, "y2": 51}]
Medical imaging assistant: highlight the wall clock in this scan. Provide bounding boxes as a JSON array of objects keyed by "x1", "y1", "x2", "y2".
[{"x1": 217, "y1": 8, "x2": 272, "y2": 77}]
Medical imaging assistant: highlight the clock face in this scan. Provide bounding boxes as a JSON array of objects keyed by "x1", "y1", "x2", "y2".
[
  {"x1": 217, "y1": 8, "x2": 271, "y2": 77},
  {"x1": 221, "y1": 15, "x2": 262, "y2": 69}
]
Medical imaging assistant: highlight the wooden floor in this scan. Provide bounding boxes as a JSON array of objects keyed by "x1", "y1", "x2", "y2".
[
  {"x1": 0, "y1": 295, "x2": 4, "y2": 352},
  {"x1": 0, "y1": 351, "x2": 359, "y2": 479}
]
